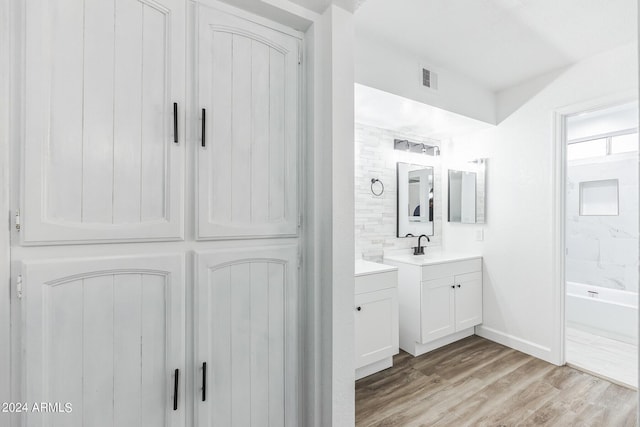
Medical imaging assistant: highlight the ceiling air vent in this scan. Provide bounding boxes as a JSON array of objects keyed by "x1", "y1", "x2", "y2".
[{"x1": 422, "y1": 68, "x2": 438, "y2": 90}]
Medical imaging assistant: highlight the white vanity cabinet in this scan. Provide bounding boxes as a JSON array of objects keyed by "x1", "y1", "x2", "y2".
[
  {"x1": 354, "y1": 260, "x2": 399, "y2": 380},
  {"x1": 384, "y1": 254, "x2": 482, "y2": 357}
]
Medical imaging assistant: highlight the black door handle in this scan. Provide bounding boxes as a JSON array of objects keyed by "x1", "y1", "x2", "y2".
[
  {"x1": 356, "y1": 306, "x2": 361, "y2": 311},
  {"x1": 173, "y1": 103, "x2": 179, "y2": 144},
  {"x1": 201, "y1": 108, "x2": 206, "y2": 147},
  {"x1": 202, "y1": 362, "x2": 207, "y2": 402},
  {"x1": 173, "y1": 369, "x2": 179, "y2": 410},
  {"x1": 457, "y1": 284, "x2": 461, "y2": 288}
]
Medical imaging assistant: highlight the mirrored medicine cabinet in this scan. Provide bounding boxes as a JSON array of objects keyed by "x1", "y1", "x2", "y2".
[
  {"x1": 397, "y1": 162, "x2": 434, "y2": 237},
  {"x1": 448, "y1": 159, "x2": 487, "y2": 224}
]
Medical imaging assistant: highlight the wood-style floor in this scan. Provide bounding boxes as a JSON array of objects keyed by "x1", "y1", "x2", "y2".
[{"x1": 356, "y1": 335, "x2": 637, "y2": 426}]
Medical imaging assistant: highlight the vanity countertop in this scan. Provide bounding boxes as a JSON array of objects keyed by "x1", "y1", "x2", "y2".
[
  {"x1": 384, "y1": 251, "x2": 481, "y2": 267},
  {"x1": 354, "y1": 259, "x2": 398, "y2": 277}
]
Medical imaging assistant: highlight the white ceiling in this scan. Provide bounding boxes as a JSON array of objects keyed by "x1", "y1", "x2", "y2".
[
  {"x1": 355, "y1": 0, "x2": 637, "y2": 92},
  {"x1": 355, "y1": 84, "x2": 493, "y2": 139}
]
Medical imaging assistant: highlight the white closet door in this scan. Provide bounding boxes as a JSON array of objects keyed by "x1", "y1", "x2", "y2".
[
  {"x1": 196, "y1": 6, "x2": 300, "y2": 240},
  {"x1": 21, "y1": 254, "x2": 185, "y2": 427},
  {"x1": 195, "y1": 245, "x2": 299, "y2": 427},
  {"x1": 23, "y1": 0, "x2": 185, "y2": 244}
]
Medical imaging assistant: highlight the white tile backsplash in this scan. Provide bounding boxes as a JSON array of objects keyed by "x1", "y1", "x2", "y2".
[
  {"x1": 355, "y1": 123, "x2": 442, "y2": 262},
  {"x1": 566, "y1": 153, "x2": 638, "y2": 292}
]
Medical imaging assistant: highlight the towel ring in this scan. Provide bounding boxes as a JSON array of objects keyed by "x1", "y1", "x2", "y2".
[{"x1": 370, "y1": 178, "x2": 384, "y2": 196}]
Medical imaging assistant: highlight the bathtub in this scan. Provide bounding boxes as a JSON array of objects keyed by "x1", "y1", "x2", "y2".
[{"x1": 566, "y1": 281, "x2": 638, "y2": 345}]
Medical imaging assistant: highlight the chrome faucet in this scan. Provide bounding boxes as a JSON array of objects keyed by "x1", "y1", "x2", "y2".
[{"x1": 413, "y1": 234, "x2": 430, "y2": 255}]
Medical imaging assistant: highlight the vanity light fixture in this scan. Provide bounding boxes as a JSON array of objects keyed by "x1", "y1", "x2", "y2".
[{"x1": 394, "y1": 138, "x2": 440, "y2": 156}]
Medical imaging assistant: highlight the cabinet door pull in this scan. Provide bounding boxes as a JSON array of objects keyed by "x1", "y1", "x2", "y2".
[
  {"x1": 202, "y1": 362, "x2": 207, "y2": 402},
  {"x1": 451, "y1": 285, "x2": 455, "y2": 289},
  {"x1": 201, "y1": 108, "x2": 206, "y2": 147},
  {"x1": 173, "y1": 368, "x2": 179, "y2": 410},
  {"x1": 356, "y1": 306, "x2": 362, "y2": 311},
  {"x1": 457, "y1": 284, "x2": 461, "y2": 288},
  {"x1": 173, "y1": 103, "x2": 179, "y2": 144}
]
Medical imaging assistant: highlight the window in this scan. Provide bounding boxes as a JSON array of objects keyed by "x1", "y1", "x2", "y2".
[
  {"x1": 610, "y1": 132, "x2": 638, "y2": 154},
  {"x1": 567, "y1": 132, "x2": 638, "y2": 160},
  {"x1": 567, "y1": 138, "x2": 607, "y2": 160}
]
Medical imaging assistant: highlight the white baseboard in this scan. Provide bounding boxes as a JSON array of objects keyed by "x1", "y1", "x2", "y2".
[
  {"x1": 355, "y1": 357, "x2": 393, "y2": 380},
  {"x1": 475, "y1": 325, "x2": 555, "y2": 365},
  {"x1": 406, "y1": 328, "x2": 475, "y2": 357}
]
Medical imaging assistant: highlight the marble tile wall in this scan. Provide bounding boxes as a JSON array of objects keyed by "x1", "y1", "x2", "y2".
[
  {"x1": 566, "y1": 153, "x2": 638, "y2": 292},
  {"x1": 355, "y1": 123, "x2": 442, "y2": 262}
]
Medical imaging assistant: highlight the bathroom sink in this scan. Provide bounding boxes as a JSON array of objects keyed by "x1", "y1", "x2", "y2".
[{"x1": 383, "y1": 251, "x2": 481, "y2": 266}]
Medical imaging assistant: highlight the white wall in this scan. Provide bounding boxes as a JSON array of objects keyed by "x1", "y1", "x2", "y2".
[
  {"x1": 355, "y1": 33, "x2": 497, "y2": 125},
  {"x1": 329, "y1": 7, "x2": 354, "y2": 425},
  {"x1": 312, "y1": 5, "x2": 355, "y2": 426},
  {"x1": 444, "y1": 43, "x2": 638, "y2": 364}
]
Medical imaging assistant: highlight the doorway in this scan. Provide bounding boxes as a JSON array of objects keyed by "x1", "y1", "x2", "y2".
[{"x1": 562, "y1": 101, "x2": 639, "y2": 388}]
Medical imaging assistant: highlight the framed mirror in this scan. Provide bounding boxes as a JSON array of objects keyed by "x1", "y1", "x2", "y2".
[
  {"x1": 448, "y1": 158, "x2": 486, "y2": 224},
  {"x1": 397, "y1": 162, "x2": 434, "y2": 237}
]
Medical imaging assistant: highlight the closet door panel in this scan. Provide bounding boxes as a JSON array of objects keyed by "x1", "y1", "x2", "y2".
[
  {"x1": 82, "y1": 275, "x2": 116, "y2": 426},
  {"x1": 23, "y1": 0, "x2": 185, "y2": 244},
  {"x1": 49, "y1": 279, "x2": 84, "y2": 427},
  {"x1": 195, "y1": 245, "x2": 299, "y2": 426},
  {"x1": 141, "y1": 5, "x2": 172, "y2": 223},
  {"x1": 46, "y1": 0, "x2": 84, "y2": 226},
  {"x1": 230, "y1": 35, "x2": 253, "y2": 227},
  {"x1": 251, "y1": 43, "x2": 271, "y2": 224},
  {"x1": 209, "y1": 31, "x2": 233, "y2": 225},
  {"x1": 113, "y1": 274, "x2": 144, "y2": 427},
  {"x1": 267, "y1": 262, "x2": 287, "y2": 427},
  {"x1": 82, "y1": 0, "x2": 116, "y2": 225},
  {"x1": 113, "y1": 1, "x2": 144, "y2": 225},
  {"x1": 269, "y1": 49, "x2": 287, "y2": 224},
  {"x1": 21, "y1": 255, "x2": 186, "y2": 427},
  {"x1": 197, "y1": 6, "x2": 300, "y2": 240}
]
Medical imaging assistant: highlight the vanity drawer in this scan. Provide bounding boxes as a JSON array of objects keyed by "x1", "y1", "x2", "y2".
[
  {"x1": 355, "y1": 271, "x2": 398, "y2": 294},
  {"x1": 421, "y1": 258, "x2": 482, "y2": 280}
]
